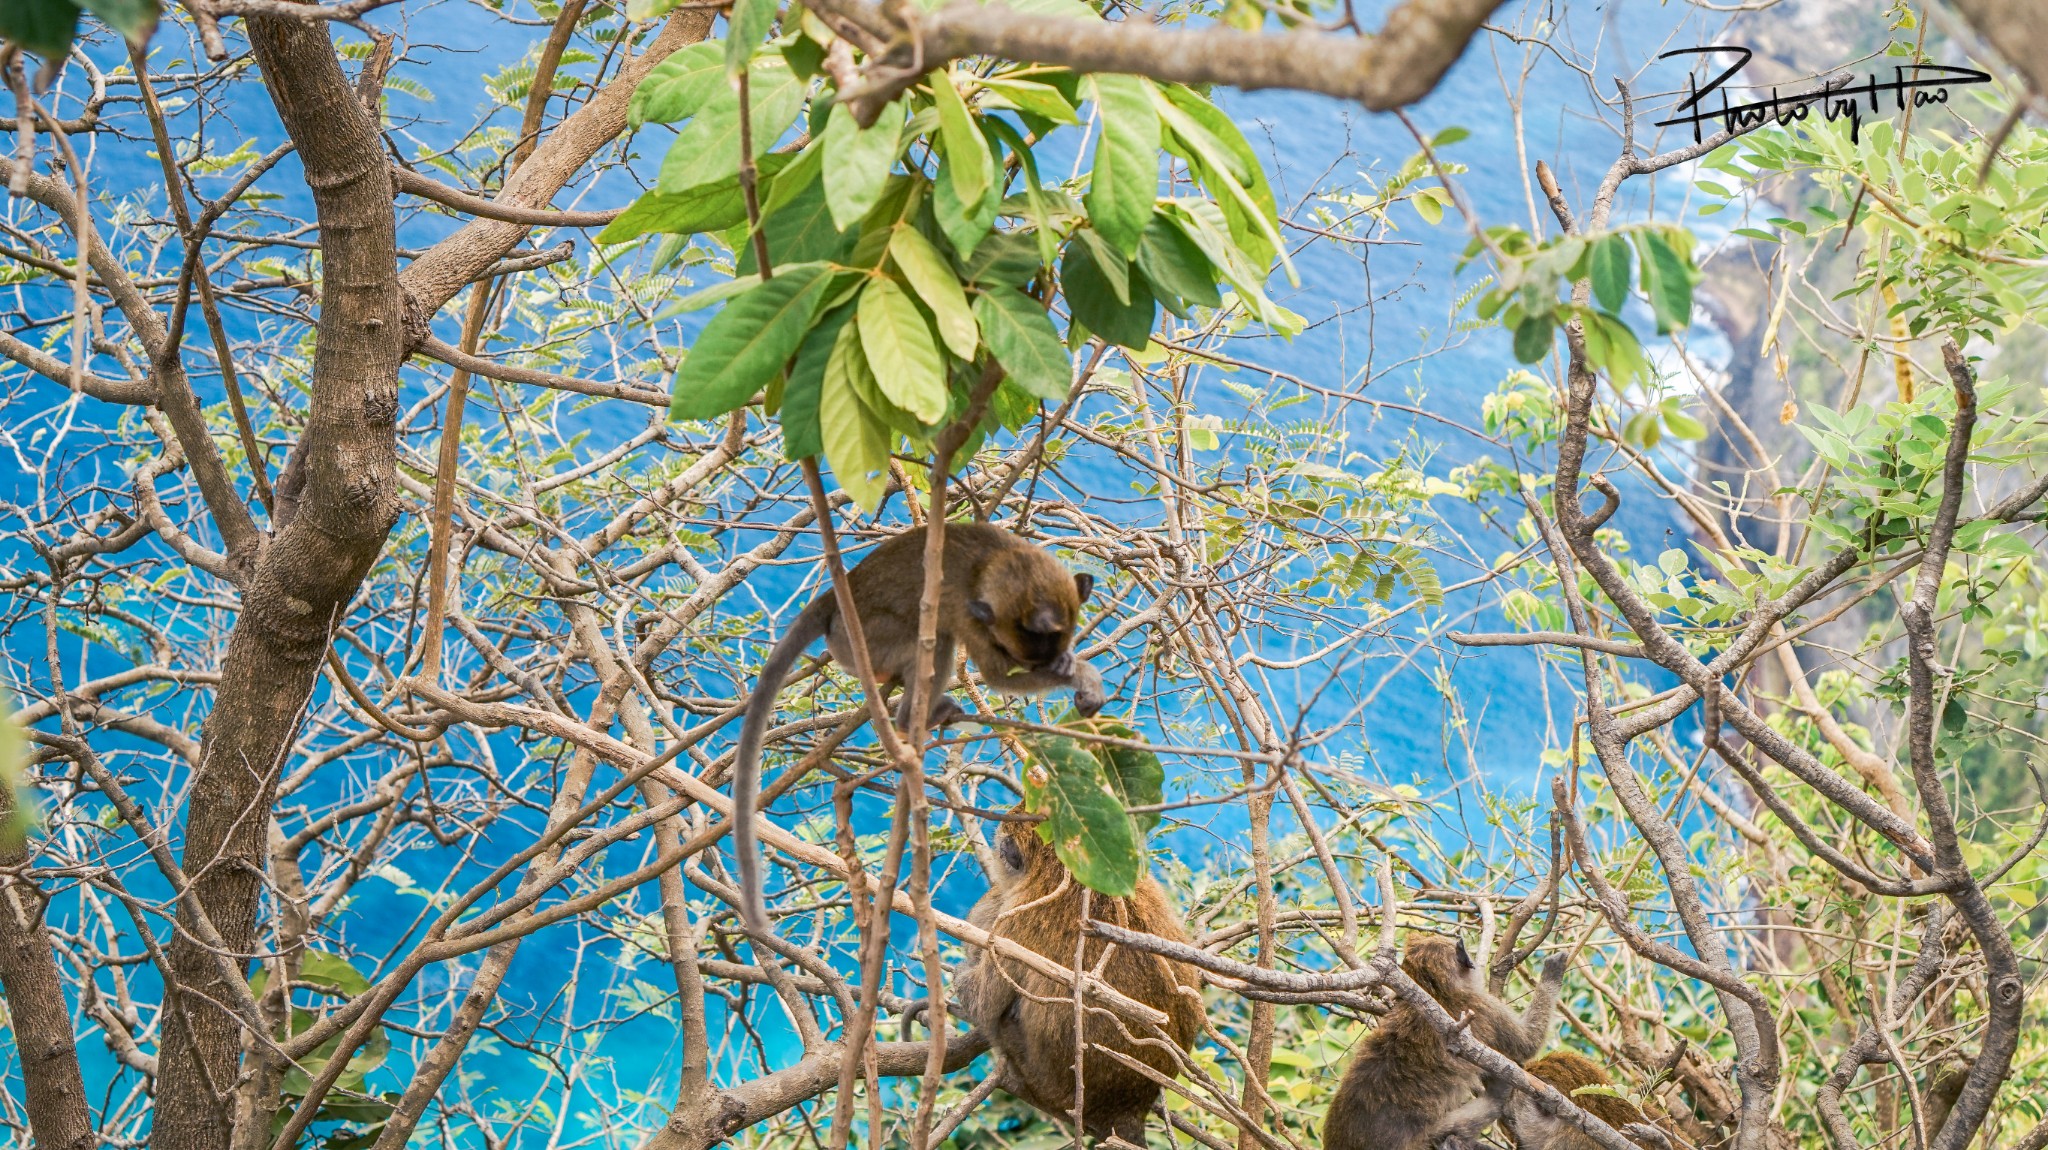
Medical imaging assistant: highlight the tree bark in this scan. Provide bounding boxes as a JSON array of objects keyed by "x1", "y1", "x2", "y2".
[
  {"x1": 0, "y1": 813, "x2": 95, "y2": 1150},
  {"x1": 148, "y1": 13, "x2": 406, "y2": 1150},
  {"x1": 147, "y1": 14, "x2": 718, "y2": 1150}
]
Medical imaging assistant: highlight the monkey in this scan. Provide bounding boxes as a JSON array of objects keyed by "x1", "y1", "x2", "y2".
[
  {"x1": 1506, "y1": 1050, "x2": 1673, "y2": 1150},
  {"x1": 949, "y1": 816, "x2": 1204, "y2": 1147},
  {"x1": 733, "y1": 523, "x2": 1106, "y2": 934},
  {"x1": 1323, "y1": 935, "x2": 1566, "y2": 1150}
]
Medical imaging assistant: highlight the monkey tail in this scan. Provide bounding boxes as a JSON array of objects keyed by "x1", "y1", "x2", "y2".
[{"x1": 734, "y1": 597, "x2": 834, "y2": 939}]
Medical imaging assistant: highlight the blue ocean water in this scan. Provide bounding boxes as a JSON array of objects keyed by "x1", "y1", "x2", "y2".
[{"x1": 0, "y1": 0, "x2": 1758, "y2": 1140}]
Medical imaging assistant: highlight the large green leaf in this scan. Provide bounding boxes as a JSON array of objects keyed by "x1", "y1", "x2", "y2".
[
  {"x1": 631, "y1": 41, "x2": 726, "y2": 127},
  {"x1": 890, "y1": 226, "x2": 977, "y2": 359},
  {"x1": 974, "y1": 287, "x2": 1070, "y2": 401},
  {"x1": 1588, "y1": 233, "x2": 1632, "y2": 315},
  {"x1": 737, "y1": 160, "x2": 852, "y2": 274},
  {"x1": 0, "y1": 0, "x2": 79, "y2": 59},
  {"x1": 856, "y1": 278, "x2": 946, "y2": 424},
  {"x1": 1061, "y1": 717, "x2": 1165, "y2": 836},
  {"x1": 1062, "y1": 242, "x2": 1156, "y2": 350},
  {"x1": 1634, "y1": 228, "x2": 1699, "y2": 334},
  {"x1": 934, "y1": 145, "x2": 1001, "y2": 260},
  {"x1": 1136, "y1": 211, "x2": 1221, "y2": 315},
  {"x1": 298, "y1": 950, "x2": 372, "y2": 997},
  {"x1": 931, "y1": 69, "x2": 991, "y2": 216},
  {"x1": 823, "y1": 99, "x2": 904, "y2": 231},
  {"x1": 1084, "y1": 75, "x2": 1159, "y2": 259},
  {"x1": 657, "y1": 57, "x2": 804, "y2": 195},
  {"x1": 598, "y1": 154, "x2": 798, "y2": 243},
  {"x1": 81, "y1": 0, "x2": 156, "y2": 42},
  {"x1": 1019, "y1": 734, "x2": 1142, "y2": 897},
  {"x1": 724, "y1": 0, "x2": 776, "y2": 77},
  {"x1": 670, "y1": 263, "x2": 830, "y2": 420},
  {"x1": 781, "y1": 303, "x2": 852, "y2": 461},
  {"x1": 1154, "y1": 83, "x2": 1286, "y2": 280},
  {"x1": 821, "y1": 323, "x2": 892, "y2": 511}
]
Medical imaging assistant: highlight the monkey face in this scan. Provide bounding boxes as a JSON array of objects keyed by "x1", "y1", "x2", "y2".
[
  {"x1": 1402, "y1": 934, "x2": 1481, "y2": 1003},
  {"x1": 966, "y1": 569, "x2": 1093, "y2": 671}
]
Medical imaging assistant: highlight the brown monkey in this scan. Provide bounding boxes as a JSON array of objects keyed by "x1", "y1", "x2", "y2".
[
  {"x1": 952, "y1": 817, "x2": 1203, "y2": 1146},
  {"x1": 1507, "y1": 1051, "x2": 1672, "y2": 1150},
  {"x1": 734, "y1": 524, "x2": 1105, "y2": 933},
  {"x1": 1323, "y1": 935, "x2": 1566, "y2": 1150}
]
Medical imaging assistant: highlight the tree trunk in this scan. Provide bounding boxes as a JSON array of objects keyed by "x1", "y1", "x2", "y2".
[
  {"x1": 0, "y1": 811, "x2": 95, "y2": 1150},
  {"x1": 148, "y1": 14, "x2": 405, "y2": 1150}
]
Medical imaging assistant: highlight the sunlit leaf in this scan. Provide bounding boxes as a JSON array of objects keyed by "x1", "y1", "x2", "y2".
[
  {"x1": 890, "y1": 226, "x2": 978, "y2": 359},
  {"x1": 821, "y1": 322, "x2": 892, "y2": 511},
  {"x1": 631, "y1": 41, "x2": 725, "y2": 126},
  {"x1": 823, "y1": 99, "x2": 903, "y2": 231},
  {"x1": 932, "y1": 68, "x2": 991, "y2": 215},
  {"x1": 1063, "y1": 717, "x2": 1164, "y2": 836},
  {"x1": 657, "y1": 57, "x2": 804, "y2": 195},
  {"x1": 856, "y1": 278, "x2": 947, "y2": 423},
  {"x1": 724, "y1": 0, "x2": 776, "y2": 77},
  {"x1": 598, "y1": 154, "x2": 797, "y2": 242},
  {"x1": 1084, "y1": 74, "x2": 1159, "y2": 258}
]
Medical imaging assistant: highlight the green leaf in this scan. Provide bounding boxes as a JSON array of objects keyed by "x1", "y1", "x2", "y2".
[
  {"x1": 975, "y1": 287, "x2": 1070, "y2": 401},
  {"x1": 1512, "y1": 314, "x2": 1553, "y2": 363},
  {"x1": 1154, "y1": 83, "x2": 1286, "y2": 280},
  {"x1": 0, "y1": 0, "x2": 80, "y2": 59},
  {"x1": 1589, "y1": 233, "x2": 1632, "y2": 315},
  {"x1": 80, "y1": 0, "x2": 156, "y2": 43},
  {"x1": 1062, "y1": 242, "x2": 1156, "y2": 350},
  {"x1": 890, "y1": 227, "x2": 977, "y2": 359},
  {"x1": 657, "y1": 57, "x2": 804, "y2": 195},
  {"x1": 598, "y1": 155, "x2": 798, "y2": 243},
  {"x1": 1019, "y1": 734, "x2": 1142, "y2": 897},
  {"x1": 856, "y1": 278, "x2": 946, "y2": 424},
  {"x1": 1663, "y1": 409, "x2": 1706, "y2": 440},
  {"x1": 823, "y1": 99, "x2": 903, "y2": 231},
  {"x1": 782, "y1": 303, "x2": 853, "y2": 460},
  {"x1": 737, "y1": 164, "x2": 851, "y2": 275},
  {"x1": 1634, "y1": 228, "x2": 1699, "y2": 334},
  {"x1": 1084, "y1": 74, "x2": 1159, "y2": 259},
  {"x1": 979, "y1": 77, "x2": 1080, "y2": 125},
  {"x1": 1657, "y1": 548, "x2": 1688, "y2": 576},
  {"x1": 931, "y1": 69, "x2": 991, "y2": 215},
  {"x1": 724, "y1": 0, "x2": 776, "y2": 77},
  {"x1": 1411, "y1": 186, "x2": 1445, "y2": 226},
  {"x1": 1074, "y1": 226, "x2": 1130, "y2": 305},
  {"x1": 934, "y1": 147, "x2": 1000, "y2": 259},
  {"x1": 1063, "y1": 717, "x2": 1164, "y2": 836},
  {"x1": 1942, "y1": 696, "x2": 1967, "y2": 733},
  {"x1": 298, "y1": 950, "x2": 371, "y2": 997},
  {"x1": 670, "y1": 263, "x2": 831, "y2": 420},
  {"x1": 631, "y1": 41, "x2": 726, "y2": 127},
  {"x1": 821, "y1": 322, "x2": 892, "y2": 511},
  {"x1": 1136, "y1": 212, "x2": 1220, "y2": 315}
]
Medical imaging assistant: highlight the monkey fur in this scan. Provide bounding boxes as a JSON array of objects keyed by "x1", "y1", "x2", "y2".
[
  {"x1": 733, "y1": 524, "x2": 1106, "y2": 934},
  {"x1": 951, "y1": 817, "x2": 1203, "y2": 1146},
  {"x1": 1506, "y1": 1051, "x2": 1673, "y2": 1150},
  {"x1": 1323, "y1": 935, "x2": 1567, "y2": 1150}
]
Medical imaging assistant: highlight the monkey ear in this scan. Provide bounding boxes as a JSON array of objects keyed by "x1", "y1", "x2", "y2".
[
  {"x1": 1455, "y1": 937, "x2": 1474, "y2": 971},
  {"x1": 967, "y1": 599, "x2": 996, "y2": 624},
  {"x1": 1073, "y1": 572, "x2": 1094, "y2": 603}
]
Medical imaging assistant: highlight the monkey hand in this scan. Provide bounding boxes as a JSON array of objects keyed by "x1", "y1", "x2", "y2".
[
  {"x1": 1050, "y1": 649, "x2": 1076, "y2": 676},
  {"x1": 1540, "y1": 953, "x2": 1568, "y2": 982}
]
